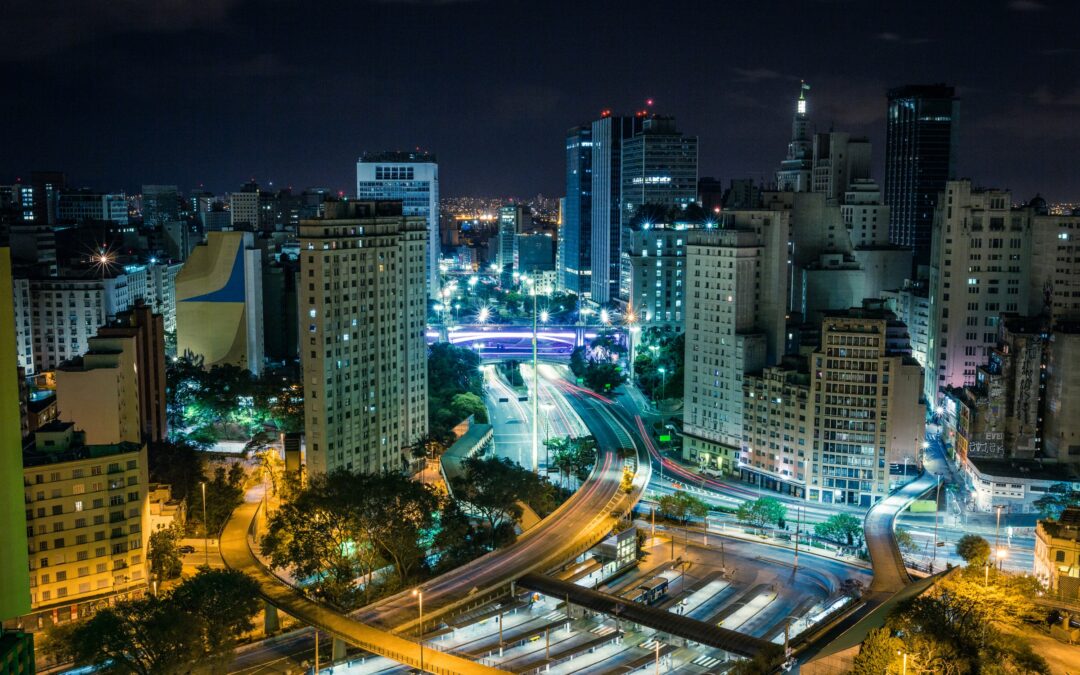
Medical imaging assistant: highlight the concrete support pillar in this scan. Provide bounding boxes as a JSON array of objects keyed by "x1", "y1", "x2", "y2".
[
  {"x1": 332, "y1": 637, "x2": 347, "y2": 662},
  {"x1": 263, "y1": 602, "x2": 279, "y2": 634}
]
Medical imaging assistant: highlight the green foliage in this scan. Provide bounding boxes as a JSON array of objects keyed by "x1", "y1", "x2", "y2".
[
  {"x1": 166, "y1": 356, "x2": 304, "y2": 442},
  {"x1": 955, "y1": 534, "x2": 991, "y2": 567},
  {"x1": 432, "y1": 500, "x2": 486, "y2": 574},
  {"x1": 736, "y1": 497, "x2": 788, "y2": 530},
  {"x1": 813, "y1": 513, "x2": 865, "y2": 548},
  {"x1": 657, "y1": 491, "x2": 709, "y2": 523},
  {"x1": 546, "y1": 435, "x2": 597, "y2": 487},
  {"x1": 634, "y1": 326, "x2": 685, "y2": 401},
  {"x1": 895, "y1": 526, "x2": 919, "y2": 554},
  {"x1": 148, "y1": 439, "x2": 206, "y2": 502},
  {"x1": 851, "y1": 628, "x2": 903, "y2": 674},
  {"x1": 885, "y1": 568, "x2": 1049, "y2": 674},
  {"x1": 260, "y1": 470, "x2": 439, "y2": 608},
  {"x1": 569, "y1": 338, "x2": 628, "y2": 394},
  {"x1": 148, "y1": 525, "x2": 183, "y2": 581},
  {"x1": 1032, "y1": 482, "x2": 1080, "y2": 520},
  {"x1": 43, "y1": 569, "x2": 259, "y2": 675},
  {"x1": 427, "y1": 342, "x2": 485, "y2": 444},
  {"x1": 190, "y1": 463, "x2": 246, "y2": 537},
  {"x1": 451, "y1": 455, "x2": 567, "y2": 547}
]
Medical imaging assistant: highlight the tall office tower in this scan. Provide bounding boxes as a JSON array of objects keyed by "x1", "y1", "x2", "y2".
[
  {"x1": 496, "y1": 204, "x2": 528, "y2": 286},
  {"x1": 590, "y1": 113, "x2": 643, "y2": 304},
  {"x1": 776, "y1": 82, "x2": 813, "y2": 192},
  {"x1": 811, "y1": 132, "x2": 871, "y2": 204},
  {"x1": 299, "y1": 201, "x2": 428, "y2": 475},
  {"x1": 30, "y1": 171, "x2": 66, "y2": 226},
  {"x1": 810, "y1": 309, "x2": 925, "y2": 506},
  {"x1": 1029, "y1": 203, "x2": 1080, "y2": 322},
  {"x1": 98, "y1": 301, "x2": 167, "y2": 443},
  {"x1": 927, "y1": 181, "x2": 1031, "y2": 402},
  {"x1": 562, "y1": 125, "x2": 592, "y2": 295},
  {"x1": 885, "y1": 84, "x2": 958, "y2": 254},
  {"x1": 229, "y1": 188, "x2": 260, "y2": 230},
  {"x1": 622, "y1": 208, "x2": 697, "y2": 328},
  {"x1": 356, "y1": 151, "x2": 440, "y2": 299},
  {"x1": 58, "y1": 191, "x2": 129, "y2": 225},
  {"x1": 55, "y1": 332, "x2": 142, "y2": 445},
  {"x1": 681, "y1": 213, "x2": 789, "y2": 474},
  {"x1": 22, "y1": 422, "x2": 149, "y2": 620},
  {"x1": 175, "y1": 231, "x2": 264, "y2": 374},
  {"x1": 141, "y1": 185, "x2": 179, "y2": 228},
  {"x1": 0, "y1": 248, "x2": 31, "y2": 622},
  {"x1": 618, "y1": 115, "x2": 698, "y2": 303}
]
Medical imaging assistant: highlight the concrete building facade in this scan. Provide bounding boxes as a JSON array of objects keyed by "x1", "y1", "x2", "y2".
[{"x1": 299, "y1": 201, "x2": 428, "y2": 475}]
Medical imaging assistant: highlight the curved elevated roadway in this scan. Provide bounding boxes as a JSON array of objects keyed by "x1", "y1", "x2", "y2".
[
  {"x1": 863, "y1": 471, "x2": 939, "y2": 593},
  {"x1": 220, "y1": 374, "x2": 650, "y2": 672},
  {"x1": 220, "y1": 497, "x2": 508, "y2": 674}
]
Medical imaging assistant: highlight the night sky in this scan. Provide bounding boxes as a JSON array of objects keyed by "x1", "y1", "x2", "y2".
[{"x1": 2, "y1": 0, "x2": 1078, "y2": 201}]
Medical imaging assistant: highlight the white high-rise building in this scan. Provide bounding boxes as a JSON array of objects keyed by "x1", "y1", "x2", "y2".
[
  {"x1": 300, "y1": 201, "x2": 428, "y2": 475},
  {"x1": 681, "y1": 213, "x2": 788, "y2": 474},
  {"x1": 927, "y1": 181, "x2": 1032, "y2": 402},
  {"x1": 356, "y1": 151, "x2": 440, "y2": 299}
]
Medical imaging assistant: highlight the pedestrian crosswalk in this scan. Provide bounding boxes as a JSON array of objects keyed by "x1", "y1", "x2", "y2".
[
  {"x1": 639, "y1": 638, "x2": 660, "y2": 650},
  {"x1": 590, "y1": 624, "x2": 617, "y2": 636},
  {"x1": 693, "y1": 654, "x2": 723, "y2": 669}
]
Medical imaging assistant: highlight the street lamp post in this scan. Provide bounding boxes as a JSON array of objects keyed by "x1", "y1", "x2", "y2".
[
  {"x1": 201, "y1": 481, "x2": 208, "y2": 567},
  {"x1": 993, "y1": 504, "x2": 1005, "y2": 570},
  {"x1": 898, "y1": 650, "x2": 907, "y2": 675},
  {"x1": 530, "y1": 277, "x2": 540, "y2": 474},
  {"x1": 412, "y1": 589, "x2": 424, "y2": 673},
  {"x1": 658, "y1": 367, "x2": 667, "y2": 402}
]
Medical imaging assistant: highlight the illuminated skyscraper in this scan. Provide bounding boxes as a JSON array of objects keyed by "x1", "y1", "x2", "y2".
[
  {"x1": 356, "y1": 151, "x2": 440, "y2": 299},
  {"x1": 561, "y1": 125, "x2": 592, "y2": 295},
  {"x1": 300, "y1": 201, "x2": 428, "y2": 475},
  {"x1": 590, "y1": 113, "x2": 643, "y2": 304},
  {"x1": 885, "y1": 84, "x2": 958, "y2": 254},
  {"x1": 776, "y1": 82, "x2": 813, "y2": 192}
]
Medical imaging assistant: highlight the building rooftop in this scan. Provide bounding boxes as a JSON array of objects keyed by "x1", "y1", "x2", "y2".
[
  {"x1": 359, "y1": 150, "x2": 437, "y2": 163},
  {"x1": 968, "y1": 457, "x2": 1080, "y2": 482},
  {"x1": 1039, "y1": 507, "x2": 1080, "y2": 541}
]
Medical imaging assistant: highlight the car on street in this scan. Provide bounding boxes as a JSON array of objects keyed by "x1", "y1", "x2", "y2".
[{"x1": 179, "y1": 545, "x2": 196, "y2": 554}]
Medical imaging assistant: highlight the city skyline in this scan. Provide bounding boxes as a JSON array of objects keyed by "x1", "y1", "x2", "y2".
[{"x1": 1, "y1": 0, "x2": 1078, "y2": 200}]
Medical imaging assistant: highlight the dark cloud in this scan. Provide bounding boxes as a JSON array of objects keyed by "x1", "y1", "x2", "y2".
[
  {"x1": 0, "y1": 0, "x2": 246, "y2": 61},
  {"x1": 730, "y1": 67, "x2": 784, "y2": 83},
  {"x1": 1007, "y1": 0, "x2": 1046, "y2": 10},
  {"x1": 875, "y1": 31, "x2": 931, "y2": 44}
]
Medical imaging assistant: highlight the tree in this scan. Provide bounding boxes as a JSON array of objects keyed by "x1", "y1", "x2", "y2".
[
  {"x1": 955, "y1": 534, "x2": 991, "y2": 567},
  {"x1": 148, "y1": 439, "x2": 206, "y2": 502},
  {"x1": 657, "y1": 492, "x2": 709, "y2": 524},
  {"x1": 432, "y1": 500, "x2": 485, "y2": 573},
  {"x1": 44, "y1": 570, "x2": 260, "y2": 675},
  {"x1": 452, "y1": 457, "x2": 526, "y2": 546},
  {"x1": 886, "y1": 569, "x2": 1047, "y2": 673},
  {"x1": 895, "y1": 526, "x2": 919, "y2": 555},
  {"x1": 450, "y1": 392, "x2": 489, "y2": 424},
  {"x1": 148, "y1": 524, "x2": 184, "y2": 582},
  {"x1": 583, "y1": 361, "x2": 625, "y2": 393},
  {"x1": 813, "y1": 513, "x2": 865, "y2": 548},
  {"x1": 261, "y1": 470, "x2": 378, "y2": 607},
  {"x1": 1032, "y1": 482, "x2": 1080, "y2": 520},
  {"x1": 170, "y1": 568, "x2": 262, "y2": 660},
  {"x1": 736, "y1": 497, "x2": 788, "y2": 530},
  {"x1": 851, "y1": 628, "x2": 903, "y2": 675},
  {"x1": 191, "y1": 463, "x2": 246, "y2": 537}
]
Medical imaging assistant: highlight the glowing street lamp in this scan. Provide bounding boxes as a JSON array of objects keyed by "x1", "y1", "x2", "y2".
[
  {"x1": 477, "y1": 306, "x2": 491, "y2": 324},
  {"x1": 600, "y1": 309, "x2": 610, "y2": 325},
  {"x1": 540, "y1": 310, "x2": 549, "y2": 323}
]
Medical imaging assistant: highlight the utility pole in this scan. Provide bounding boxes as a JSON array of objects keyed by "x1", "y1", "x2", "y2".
[
  {"x1": 932, "y1": 474, "x2": 942, "y2": 566},
  {"x1": 314, "y1": 630, "x2": 319, "y2": 674},
  {"x1": 201, "y1": 481, "x2": 208, "y2": 567},
  {"x1": 531, "y1": 278, "x2": 539, "y2": 473},
  {"x1": 794, "y1": 506, "x2": 803, "y2": 571}
]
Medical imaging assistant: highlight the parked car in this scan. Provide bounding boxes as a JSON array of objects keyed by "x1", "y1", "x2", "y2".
[{"x1": 179, "y1": 545, "x2": 196, "y2": 554}]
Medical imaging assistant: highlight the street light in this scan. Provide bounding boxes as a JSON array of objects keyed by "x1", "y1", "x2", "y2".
[
  {"x1": 993, "y1": 504, "x2": 1006, "y2": 570},
  {"x1": 658, "y1": 367, "x2": 667, "y2": 401},
  {"x1": 897, "y1": 650, "x2": 907, "y2": 675},
  {"x1": 200, "y1": 481, "x2": 208, "y2": 567},
  {"x1": 412, "y1": 588, "x2": 424, "y2": 673}
]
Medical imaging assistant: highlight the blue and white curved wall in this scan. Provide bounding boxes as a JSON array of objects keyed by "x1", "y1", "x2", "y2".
[{"x1": 175, "y1": 231, "x2": 264, "y2": 374}]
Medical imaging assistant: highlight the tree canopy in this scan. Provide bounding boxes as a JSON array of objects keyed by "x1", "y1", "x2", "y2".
[
  {"x1": 813, "y1": 513, "x2": 865, "y2": 548},
  {"x1": 955, "y1": 534, "x2": 991, "y2": 567},
  {"x1": 427, "y1": 343, "x2": 485, "y2": 443},
  {"x1": 657, "y1": 491, "x2": 709, "y2": 524},
  {"x1": 736, "y1": 497, "x2": 788, "y2": 530},
  {"x1": 44, "y1": 569, "x2": 260, "y2": 675}
]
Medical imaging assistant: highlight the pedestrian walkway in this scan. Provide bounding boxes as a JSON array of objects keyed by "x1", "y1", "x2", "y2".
[{"x1": 864, "y1": 472, "x2": 938, "y2": 593}]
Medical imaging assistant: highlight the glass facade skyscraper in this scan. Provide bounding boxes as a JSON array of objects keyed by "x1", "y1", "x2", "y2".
[
  {"x1": 561, "y1": 125, "x2": 592, "y2": 295},
  {"x1": 589, "y1": 113, "x2": 642, "y2": 304},
  {"x1": 885, "y1": 84, "x2": 958, "y2": 254}
]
